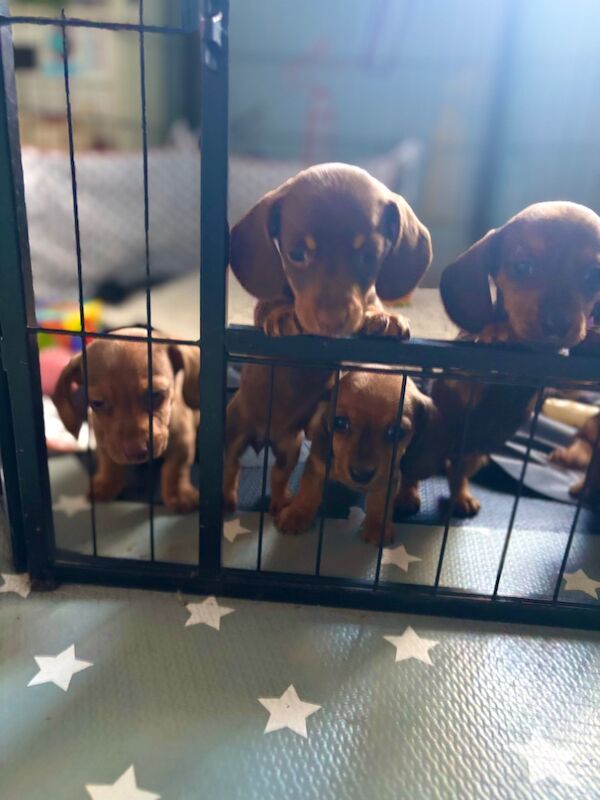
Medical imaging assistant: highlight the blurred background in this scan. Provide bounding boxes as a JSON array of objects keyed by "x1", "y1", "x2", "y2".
[{"x1": 7, "y1": 0, "x2": 600, "y2": 309}]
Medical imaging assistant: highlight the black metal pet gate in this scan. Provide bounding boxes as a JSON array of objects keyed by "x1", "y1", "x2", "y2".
[{"x1": 0, "y1": 1, "x2": 599, "y2": 630}]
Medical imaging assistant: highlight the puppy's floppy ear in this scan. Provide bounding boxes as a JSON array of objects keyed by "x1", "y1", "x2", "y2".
[
  {"x1": 229, "y1": 177, "x2": 295, "y2": 300},
  {"x1": 52, "y1": 353, "x2": 86, "y2": 439},
  {"x1": 169, "y1": 345, "x2": 201, "y2": 409},
  {"x1": 376, "y1": 194, "x2": 433, "y2": 301},
  {"x1": 400, "y1": 388, "x2": 444, "y2": 480},
  {"x1": 440, "y1": 228, "x2": 500, "y2": 333}
]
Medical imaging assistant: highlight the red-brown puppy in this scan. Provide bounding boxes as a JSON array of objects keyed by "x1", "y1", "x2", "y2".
[
  {"x1": 225, "y1": 163, "x2": 432, "y2": 514},
  {"x1": 53, "y1": 328, "x2": 201, "y2": 513},
  {"x1": 399, "y1": 201, "x2": 600, "y2": 517},
  {"x1": 277, "y1": 371, "x2": 435, "y2": 545},
  {"x1": 550, "y1": 410, "x2": 600, "y2": 500}
]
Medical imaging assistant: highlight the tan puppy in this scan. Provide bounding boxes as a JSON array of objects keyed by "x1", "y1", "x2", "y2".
[
  {"x1": 277, "y1": 371, "x2": 436, "y2": 545},
  {"x1": 53, "y1": 328, "x2": 201, "y2": 513},
  {"x1": 225, "y1": 163, "x2": 432, "y2": 514},
  {"x1": 550, "y1": 410, "x2": 600, "y2": 500}
]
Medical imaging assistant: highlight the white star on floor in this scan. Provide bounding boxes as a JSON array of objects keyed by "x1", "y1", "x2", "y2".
[
  {"x1": 381, "y1": 544, "x2": 421, "y2": 572},
  {"x1": 509, "y1": 733, "x2": 577, "y2": 786},
  {"x1": 86, "y1": 765, "x2": 160, "y2": 800},
  {"x1": 223, "y1": 516, "x2": 254, "y2": 543},
  {"x1": 258, "y1": 684, "x2": 321, "y2": 738},
  {"x1": 562, "y1": 568, "x2": 600, "y2": 599},
  {"x1": 384, "y1": 626, "x2": 439, "y2": 665},
  {"x1": 185, "y1": 596, "x2": 235, "y2": 630},
  {"x1": 27, "y1": 644, "x2": 93, "y2": 691},
  {"x1": 0, "y1": 572, "x2": 31, "y2": 598},
  {"x1": 53, "y1": 493, "x2": 90, "y2": 517}
]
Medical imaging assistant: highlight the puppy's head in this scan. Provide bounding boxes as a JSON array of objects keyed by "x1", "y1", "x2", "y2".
[
  {"x1": 320, "y1": 372, "x2": 427, "y2": 492},
  {"x1": 52, "y1": 328, "x2": 200, "y2": 465},
  {"x1": 440, "y1": 201, "x2": 600, "y2": 348},
  {"x1": 230, "y1": 163, "x2": 432, "y2": 336}
]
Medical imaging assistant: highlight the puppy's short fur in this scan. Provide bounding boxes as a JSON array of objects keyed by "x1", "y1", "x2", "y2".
[
  {"x1": 53, "y1": 328, "x2": 201, "y2": 513},
  {"x1": 277, "y1": 372, "x2": 435, "y2": 545},
  {"x1": 225, "y1": 164, "x2": 432, "y2": 513},
  {"x1": 550, "y1": 410, "x2": 600, "y2": 500},
  {"x1": 400, "y1": 201, "x2": 600, "y2": 517}
]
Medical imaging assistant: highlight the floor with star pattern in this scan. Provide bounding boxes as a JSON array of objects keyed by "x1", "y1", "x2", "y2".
[{"x1": 1, "y1": 548, "x2": 600, "y2": 798}]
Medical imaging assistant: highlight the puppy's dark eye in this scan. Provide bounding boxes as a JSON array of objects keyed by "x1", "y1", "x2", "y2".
[
  {"x1": 385, "y1": 424, "x2": 406, "y2": 443},
  {"x1": 287, "y1": 246, "x2": 307, "y2": 264},
  {"x1": 333, "y1": 415, "x2": 351, "y2": 433},
  {"x1": 148, "y1": 390, "x2": 166, "y2": 410},
  {"x1": 510, "y1": 260, "x2": 536, "y2": 280},
  {"x1": 90, "y1": 399, "x2": 105, "y2": 412},
  {"x1": 583, "y1": 266, "x2": 600, "y2": 296},
  {"x1": 356, "y1": 246, "x2": 377, "y2": 270}
]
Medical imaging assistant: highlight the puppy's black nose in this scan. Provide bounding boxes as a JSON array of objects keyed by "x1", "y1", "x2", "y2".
[
  {"x1": 123, "y1": 444, "x2": 149, "y2": 463},
  {"x1": 349, "y1": 466, "x2": 376, "y2": 485},
  {"x1": 541, "y1": 310, "x2": 571, "y2": 339}
]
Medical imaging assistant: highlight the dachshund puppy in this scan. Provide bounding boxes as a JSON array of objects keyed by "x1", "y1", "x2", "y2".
[
  {"x1": 550, "y1": 410, "x2": 600, "y2": 500},
  {"x1": 224, "y1": 163, "x2": 432, "y2": 513},
  {"x1": 277, "y1": 372, "x2": 435, "y2": 545},
  {"x1": 399, "y1": 201, "x2": 600, "y2": 517},
  {"x1": 53, "y1": 328, "x2": 201, "y2": 513}
]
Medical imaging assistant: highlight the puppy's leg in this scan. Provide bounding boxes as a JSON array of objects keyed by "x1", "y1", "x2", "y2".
[
  {"x1": 395, "y1": 478, "x2": 421, "y2": 516},
  {"x1": 277, "y1": 455, "x2": 324, "y2": 534},
  {"x1": 362, "y1": 481, "x2": 398, "y2": 545},
  {"x1": 90, "y1": 445, "x2": 126, "y2": 502},
  {"x1": 447, "y1": 454, "x2": 485, "y2": 517},
  {"x1": 223, "y1": 395, "x2": 250, "y2": 513},
  {"x1": 161, "y1": 408, "x2": 199, "y2": 514},
  {"x1": 269, "y1": 431, "x2": 303, "y2": 517}
]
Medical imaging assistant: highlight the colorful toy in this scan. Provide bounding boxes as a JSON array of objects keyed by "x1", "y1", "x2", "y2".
[{"x1": 36, "y1": 299, "x2": 104, "y2": 352}]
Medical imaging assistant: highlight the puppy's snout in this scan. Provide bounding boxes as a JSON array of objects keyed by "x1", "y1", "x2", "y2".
[
  {"x1": 122, "y1": 442, "x2": 150, "y2": 463},
  {"x1": 540, "y1": 308, "x2": 572, "y2": 339},
  {"x1": 315, "y1": 307, "x2": 349, "y2": 336},
  {"x1": 349, "y1": 465, "x2": 377, "y2": 485}
]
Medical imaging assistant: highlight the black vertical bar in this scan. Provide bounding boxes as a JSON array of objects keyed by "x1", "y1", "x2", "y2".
[
  {"x1": 492, "y1": 387, "x2": 545, "y2": 597},
  {"x1": 197, "y1": 0, "x2": 229, "y2": 571},
  {"x1": 553, "y1": 423, "x2": 600, "y2": 602},
  {"x1": 0, "y1": 336, "x2": 26, "y2": 570},
  {"x1": 0, "y1": 21, "x2": 55, "y2": 579},
  {"x1": 314, "y1": 370, "x2": 340, "y2": 577},
  {"x1": 256, "y1": 364, "x2": 275, "y2": 571},
  {"x1": 61, "y1": 15, "x2": 98, "y2": 558},
  {"x1": 139, "y1": 0, "x2": 155, "y2": 560},
  {"x1": 433, "y1": 384, "x2": 476, "y2": 589},
  {"x1": 374, "y1": 374, "x2": 408, "y2": 587}
]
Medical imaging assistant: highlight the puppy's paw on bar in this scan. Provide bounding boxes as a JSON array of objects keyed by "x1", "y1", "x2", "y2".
[{"x1": 361, "y1": 310, "x2": 410, "y2": 340}]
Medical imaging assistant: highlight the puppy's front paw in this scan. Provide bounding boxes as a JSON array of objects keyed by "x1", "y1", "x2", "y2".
[
  {"x1": 362, "y1": 311, "x2": 410, "y2": 340},
  {"x1": 362, "y1": 521, "x2": 394, "y2": 546},
  {"x1": 164, "y1": 484, "x2": 199, "y2": 514},
  {"x1": 277, "y1": 502, "x2": 315, "y2": 535},
  {"x1": 89, "y1": 475, "x2": 123, "y2": 502},
  {"x1": 263, "y1": 306, "x2": 302, "y2": 337},
  {"x1": 548, "y1": 447, "x2": 570, "y2": 467},
  {"x1": 452, "y1": 491, "x2": 481, "y2": 517},
  {"x1": 269, "y1": 490, "x2": 292, "y2": 518},
  {"x1": 395, "y1": 485, "x2": 421, "y2": 516}
]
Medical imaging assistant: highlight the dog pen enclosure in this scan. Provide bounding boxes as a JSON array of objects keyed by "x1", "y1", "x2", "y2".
[{"x1": 0, "y1": 1, "x2": 599, "y2": 631}]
